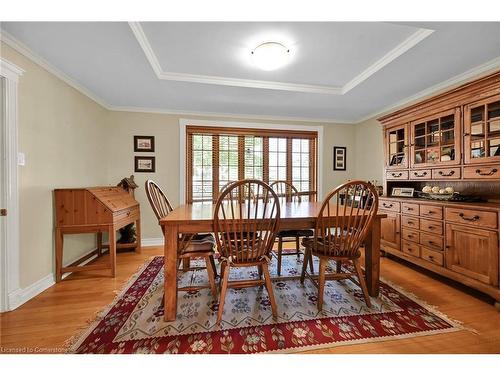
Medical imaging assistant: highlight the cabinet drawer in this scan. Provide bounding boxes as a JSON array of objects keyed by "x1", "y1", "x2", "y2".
[
  {"x1": 386, "y1": 170, "x2": 409, "y2": 180},
  {"x1": 420, "y1": 233, "x2": 443, "y2": 251},
  {"x1": 402, "y1": 215, "x2": 419, "y2": 229},
  {"x1": 410, "y1": 169, "x2": 431, "y2": 180},
  {"x1": 420, "y1": 205, "x2": 443, "y2": 220},
  {"x1": 401, "y1": 202, "x2": 419, "y2": 216},
  {"x1": 420, "y1": 218, "x2": 443, "y2": 235},
  {"x1": 445, "y1": 208, "x2": 497, "y2": 229},
  {"x1": 402, "y1": 228, "x2": 419, "y2": 243},
  {"x1": 113, "y1": 206, "x2": 140, "y2": 222},
  {"x1": 463, "y1": 164, "x2": 500, "y2": 180},
  {"x1": 421, "y1": 247, "x2": 444, "y2": 266},
  {"x1": 402, "y1": 241, "x2": 420, "y2": 257},
  {"x1": 379, "y1": 200, "x2": 400, "y2": 213},
  {"x1": 432, "y1": 167, "x2": 461, "y2": 179}
]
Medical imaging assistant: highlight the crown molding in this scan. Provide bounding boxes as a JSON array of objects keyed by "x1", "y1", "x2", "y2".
[
  {"x1": 129, "y1": 22, "x2": 433, "y2": 95},
  {"x1": 109, "y1": 105, "x2": 353, "y2": 124},
  {"x1": 0, "y1": 29, "x2": 110, "y2": 109},
  {"x1": 354, "y1": 54, "x2": 500, "y2": 124}
]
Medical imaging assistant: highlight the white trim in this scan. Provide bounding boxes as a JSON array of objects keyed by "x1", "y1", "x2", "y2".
[
  {"x1": 109, "y1": 105, "x2": 352, "y2": 125},
  {"x1": 0, "y1": 58, "x2": 23, "y2": 312},
  {"x1": 355, "y1": 54, "x2": 500, "y2": 123},
  {"x1": 129, "y1": 22, "x2": 432, "y2": 95},
  {"x1": 141, "y1": 237, "x2": 164, "y2": 247},
  {"x1": 0, "y1": 29, "x2": 109, "y2": 109},
  {"x1": 7, "y1": 274, "x2": 55, "y2": 311},
  {"x1": 178, "y1": 118, "x2": 324, "y2": 204}
]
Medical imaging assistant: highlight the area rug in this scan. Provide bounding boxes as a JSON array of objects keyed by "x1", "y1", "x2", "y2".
[{"x1": 66, "y1": 255, "x2": 465, "y2": 354}]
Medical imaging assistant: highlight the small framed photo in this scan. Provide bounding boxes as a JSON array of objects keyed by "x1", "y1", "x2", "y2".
[
  {"x1": 134, "y1": 135, "x2": 155, "y2": 152},
  {"x1": 134, "y1": 156, "x2": 155, "y2": 173},
  {"x1": 333, "y1": 146, "x2": 346, "y2": 171},
  {"x1": 391, "y1": 187, "x2": 414, "y2": 197}
]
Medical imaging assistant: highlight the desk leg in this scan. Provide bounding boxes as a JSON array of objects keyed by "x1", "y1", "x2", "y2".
[
  {"x1": 135, "y1": 218, "x2": 142, "y2": 253},
  {"x1": 164, "y1": 224, "x2": 179, "y2": 321},
  {"x1": 97, "y1": 232, "x2": 103, "y2": 256},
  {"x1": 55, "y1": 228, "x2": 64, "y2": 283},
  {"x1": 364, "y1": 217, "x2": 381, "y2": 297},
  {"x1": 109, "y1": 225, "x2": 117, "y2": 277}
]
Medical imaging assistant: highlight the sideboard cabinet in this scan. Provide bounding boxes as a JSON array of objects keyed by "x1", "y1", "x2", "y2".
[{"x1": 378, "y1": 71, "x2": 500, "y2": 310}]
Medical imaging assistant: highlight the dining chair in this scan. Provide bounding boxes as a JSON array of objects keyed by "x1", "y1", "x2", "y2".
[
  {"x1": 300, "y1": 180, "x2": 378, "y2": 309},
  {"x1": 145, "y1": 179, "x2": 218, "y2": 297},
  {"x1": 269, "y1": 180, "x2": 314, "y2": 276},
  {"x1": 213, "y1": 179, "x2": 281, "y2": 325}
]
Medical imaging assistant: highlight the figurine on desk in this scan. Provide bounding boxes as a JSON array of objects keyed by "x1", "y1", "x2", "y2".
[{"x1": 54, "y1": 176, "x2": 141, "y2": 282}]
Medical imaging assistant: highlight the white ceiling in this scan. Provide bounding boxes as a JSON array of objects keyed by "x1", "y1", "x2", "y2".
[{"x1": 1, "y1": 22, "x2": 500, "y2": 123}]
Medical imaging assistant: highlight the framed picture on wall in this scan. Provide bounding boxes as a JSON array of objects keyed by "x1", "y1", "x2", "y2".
[
  {"x1": 333, "y1": 146, "x2": 346, "y2": 171},
  {"x1": 134, "y1": 156, "x2": 155, "y2": 173},
  {"x1": 134, "y1": 135, "x2": 155, "y2": 152}
]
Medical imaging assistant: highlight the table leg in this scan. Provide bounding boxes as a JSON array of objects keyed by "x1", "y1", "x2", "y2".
[
  {"x1": 164, "y1": 224, "x2": 179, "y2": 321},
  {"x1": 364, "y1": 217, "x2": 381, "y2": 297},
  {"x1": 55, "y1": 228, "x2": 64, "y2": 282},
  {"x1": 97, "y1": 232, "x2": 103, "y2": 256},
  {"x1": 109, "y1": 225, "x2": 116, "y2": 277}
]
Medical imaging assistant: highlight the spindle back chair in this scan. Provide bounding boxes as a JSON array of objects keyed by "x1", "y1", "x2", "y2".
[
  {"x1": 301, "y1": 180, "x2": 378, "y2": 309},
  {"x1": 213, "y1": 179, "x2": 281, "y2": 324},
  {"x1": 145, "y1": 179, "x2": 217, "y2": 296}
]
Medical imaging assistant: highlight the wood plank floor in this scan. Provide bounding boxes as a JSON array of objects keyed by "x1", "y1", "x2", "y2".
[{"x1": 1, "y1": 246, "x2": 499, "y2": 354}]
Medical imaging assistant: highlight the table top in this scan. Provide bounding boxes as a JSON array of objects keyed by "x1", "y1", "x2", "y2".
[{"x1": 160, "y1": 201, "x2": 386, "y2": 225}]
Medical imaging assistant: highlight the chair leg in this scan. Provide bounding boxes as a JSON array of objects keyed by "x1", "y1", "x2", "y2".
[
  {"x1": 262, "y1": 263, "x2": 278, "y2": 318},
  {"x1": 353, "y1": 258, "x2": 372, "y2": 308},
  {"x1": 216, "y1": 264, "x2": 230, "y2": 325},
  {"x1": 182, "y1": 258, "x2": 190, "y2": 271},
  {"x1": 300, "y1": 247, "x2": 309, "y2": 284},
  {"x1": 219, "y1": 262, "x2": 226, "y2": 288},
  {"x1": 209, "y1": 255, "x2": 218, "y2": 278},
  {"x1": 205, "y1": 256, "x2": 217, "y2": 297},
  {"x1": 308, "y1": 247, "x2": 314, "y2": 273},
  {"x1": 295, "y1": 236, "x2": 300, "y2": 258},
  {"x1": 318, "y1": 258, "x2": 327, "y2": 311},
  {"x1": 336, "y1": 260, "x2": 342, "y2": 273},
  {"x1": 277, "y1": 237, "x2": 283, "y2": 276}
]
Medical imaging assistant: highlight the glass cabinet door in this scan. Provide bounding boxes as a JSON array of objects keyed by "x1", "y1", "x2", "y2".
[
  {"x1": 464, "y1": 95, "x2": 500, "y2": 164},
  {"x1": 385, "y1": 124, "x2": 408, "y2": 169},
  {"x1": 409, "y1": 108, "x2": 461, "y2": 167}
]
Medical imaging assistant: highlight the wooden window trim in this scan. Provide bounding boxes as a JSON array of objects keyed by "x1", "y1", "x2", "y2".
[{"x1": 186, "y1": 125, "x2": 318, "y2": 203}]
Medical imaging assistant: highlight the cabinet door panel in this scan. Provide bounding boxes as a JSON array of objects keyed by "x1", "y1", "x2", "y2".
[
  {"x1": 446, "y1": 224, "x2": 498, "y2": 286},
  {"x1": 381, "y1": 211, "x2": 401, "y2": 250},
  {"x1": 385, "y1": 124, "x2": 409, "y2": 169}
]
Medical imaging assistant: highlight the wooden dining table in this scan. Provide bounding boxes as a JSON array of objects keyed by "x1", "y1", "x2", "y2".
[{"x1": 160, "y1": 201, "x2": 386, "y2": 321}]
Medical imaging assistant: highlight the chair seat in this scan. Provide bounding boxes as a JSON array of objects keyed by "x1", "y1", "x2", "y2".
[
  {"x1": 302, "y1": 237, "x2": 360, "y2": 258},
  {"x1": 277, "y1": 229, "x2": 314, "y2": 238},
  {"x1": 180, "y1": 233, "x2": 215, "y2": 253}
]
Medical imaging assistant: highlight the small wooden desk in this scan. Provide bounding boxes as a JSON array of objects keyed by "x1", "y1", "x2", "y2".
[{"x1": 160, "y1": 202, "x2": 386, "y2": 321}]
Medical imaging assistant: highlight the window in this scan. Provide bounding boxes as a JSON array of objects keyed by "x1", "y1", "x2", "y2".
[{"x1": 186, "y1": 126, "x2": 317, "y2": 203}]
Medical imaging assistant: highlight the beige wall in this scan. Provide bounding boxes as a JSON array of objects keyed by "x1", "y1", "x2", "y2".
[
  {"x1": 1, "y1": 42, "x2": 109, "y2": 288},
  {"x1": 354, "y1": 117, "x2": 384, "y2": 184},
  {"x1": 105, "y1": 112, "x2": 357, "y2": 239}
]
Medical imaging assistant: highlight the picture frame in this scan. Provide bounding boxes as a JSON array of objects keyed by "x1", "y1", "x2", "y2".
[
  {"x1": 391, "y1": 187, "x2": 414, "y2": 197},
  {"x1": 333, "y1": 146, "x2": 346, "y2": 171},
  {"x1": 134, "y1": 156, "x2": 155, "y2": 173},
  {"x1": 134, "y1": 135, "x2": 155, "y2": 152}
]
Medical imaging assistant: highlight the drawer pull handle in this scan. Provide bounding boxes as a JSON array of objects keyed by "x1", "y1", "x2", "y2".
[
  {"x1": 383, "y1": 203, "x2": 393, "y2": 208},
  {"x1": 426, "y1": 211, "x2": 435, "y2": 215},
  {"x1": 438, "y1": 170, "x2": 455, "y2": 177},
  {"x1": 414, "y1": 171, "x2": 427, "y2": 177},
  {"x1": 428, "y1": 255, "x2": 435, "y2": 261},
  {"x1": 391, "y1": 172, "x2": 403, "y2": 177},
  {"x1": 408, "y1": 221, "x2": 414, "y2": 225},
  {"x1": 475, "y1": 168, "x2": 498, "y2": 176},
  {"x1": 428, "y1": 241, "x2": 437, "y2": 245},
  {"x1": 406, "y1": 207, "x2": 413, "y2": 211},
  {"x1": 428, "y1": 225, "x2": 435, "y2": 229},
  {"x1": 459, "y1": 213, "x2": 480, "y2": 222}
]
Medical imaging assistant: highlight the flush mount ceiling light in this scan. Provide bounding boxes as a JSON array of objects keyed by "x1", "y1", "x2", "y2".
[{"x1": 251, "y1": 42, "x2": 290, "y2": 71}]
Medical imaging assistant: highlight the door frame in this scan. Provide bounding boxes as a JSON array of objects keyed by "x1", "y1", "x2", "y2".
[{"x1": 0, "y1": 58, "x2": 23, "y2": 312}]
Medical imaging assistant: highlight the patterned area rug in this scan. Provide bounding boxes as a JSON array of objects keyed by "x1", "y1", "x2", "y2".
[{"x1": 67, "y1": 255, "x2": 464, "y2": 354}]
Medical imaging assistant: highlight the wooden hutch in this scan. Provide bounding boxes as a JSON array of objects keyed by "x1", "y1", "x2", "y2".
[{"x1": 377, "y1": 70, "x2": 500, "y2": 310}]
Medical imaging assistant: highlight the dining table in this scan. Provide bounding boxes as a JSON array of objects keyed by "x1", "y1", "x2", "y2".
[{"x1": 160, "y1": 201, "x2": 387, "y2": 321}]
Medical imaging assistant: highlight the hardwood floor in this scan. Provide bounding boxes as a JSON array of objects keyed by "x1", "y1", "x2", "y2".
[{"x1": 1, "y1": 246, "x2": 499, "y2": 354}]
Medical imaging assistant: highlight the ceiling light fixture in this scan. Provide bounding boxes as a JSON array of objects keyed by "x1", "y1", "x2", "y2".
[{"x1": 251, "y1": 42, "x2": 290, "y2": 71}]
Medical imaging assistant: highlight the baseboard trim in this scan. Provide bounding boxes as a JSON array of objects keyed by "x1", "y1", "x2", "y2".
[
  {"x1": 7, "y1": 273, "x2": 55, "y2": 311},
  {"x1": 141, "y1": 237, "x2": 164, "y2": 247}
]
